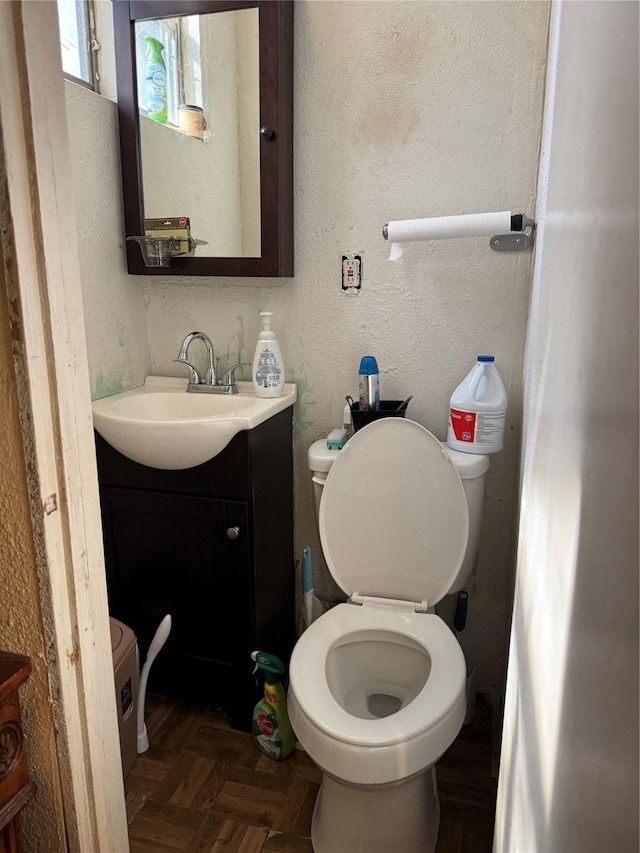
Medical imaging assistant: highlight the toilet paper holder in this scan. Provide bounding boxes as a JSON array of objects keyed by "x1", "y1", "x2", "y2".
[
  {"x1": 382, "y1": 212, "x2": 536, "y2": 252},
  {"x1": 488, "y1": 214, "x2": 536, "y2": 252}
]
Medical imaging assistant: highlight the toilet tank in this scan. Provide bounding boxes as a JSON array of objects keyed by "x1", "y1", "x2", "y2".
[
  {"x1": 307, "y1": 436, "x2": 489, "y2": 594},
  {"x1": 442, "y1": 446, "x2": 490, "y2": 593},
  {"x1": 308, "y1": 439, "x2": 340, "y2": 524}
]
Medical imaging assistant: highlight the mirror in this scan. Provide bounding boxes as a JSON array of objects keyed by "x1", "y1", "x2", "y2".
[
  {"x1": 137, "y1": 9, "x2": 260, "y2": 258},
  {"x1": 113, "y1": 1, "x2": 293, "y2": 276}
]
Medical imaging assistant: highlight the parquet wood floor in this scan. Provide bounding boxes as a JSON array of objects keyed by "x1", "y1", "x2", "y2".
[{"x1": 125, "y1": 694, "x2": 498, "y2": 853}]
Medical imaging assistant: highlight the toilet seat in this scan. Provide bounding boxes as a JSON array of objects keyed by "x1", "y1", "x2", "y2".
[{"x1": 289, "y1": 603, "x2": 465, "y2": 749}]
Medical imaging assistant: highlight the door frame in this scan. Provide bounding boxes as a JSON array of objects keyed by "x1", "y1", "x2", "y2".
[{"x1": 0, "y1": 3, "x2": 129, "y2": 850}]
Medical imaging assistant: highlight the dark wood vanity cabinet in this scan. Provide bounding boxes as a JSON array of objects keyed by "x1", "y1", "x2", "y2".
[{"x1": 95, "y1": 407, "x2": 295, "y2": 730}]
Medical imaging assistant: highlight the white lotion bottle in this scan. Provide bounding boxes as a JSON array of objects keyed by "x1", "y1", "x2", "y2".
[{"x1": 252, "y1": 311, "x2": 285, "y2": 398}]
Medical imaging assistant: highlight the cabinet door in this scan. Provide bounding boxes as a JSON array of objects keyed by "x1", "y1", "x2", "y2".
[{"x1": 101, "y1": 488, "x2": 254, "y2": 716}]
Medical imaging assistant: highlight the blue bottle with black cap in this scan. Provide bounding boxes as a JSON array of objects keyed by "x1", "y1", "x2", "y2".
[{"x1": 358, "y1": 356, "x2": 380, "y2": 411}]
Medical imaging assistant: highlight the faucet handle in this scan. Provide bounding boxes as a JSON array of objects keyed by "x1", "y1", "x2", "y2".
[
  {"x1": 173, "y1": 357, "x2": 202, "y2": 385},
  {"x1": 221, "y1": 362, "x2": 251, "y2": 387}
]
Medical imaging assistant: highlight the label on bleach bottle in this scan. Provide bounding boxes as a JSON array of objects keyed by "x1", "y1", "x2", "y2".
[{"x1": 449, "y1": 407, "x2": 507, "y2": 445}]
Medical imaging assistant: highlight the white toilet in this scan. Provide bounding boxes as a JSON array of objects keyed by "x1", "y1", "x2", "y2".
[{"x1": 288, "y1": 418, "x2": 490, "y2": 853}]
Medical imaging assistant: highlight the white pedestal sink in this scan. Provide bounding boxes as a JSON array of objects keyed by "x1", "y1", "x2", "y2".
[{"x1": 92, "y1": 376, "x2": 297, "y2": 470}]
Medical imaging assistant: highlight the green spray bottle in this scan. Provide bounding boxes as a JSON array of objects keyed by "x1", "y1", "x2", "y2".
[
  {"x1": 144, "y1": 36, "x2": 167, "y2": 124},
  {"x1": 251, "y1": 650, "x2": 296, "y2": 761}
]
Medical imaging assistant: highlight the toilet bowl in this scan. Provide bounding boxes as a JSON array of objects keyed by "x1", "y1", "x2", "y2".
[{"x1": 289, "y1": 419, "x2": 489, "y2": 853}]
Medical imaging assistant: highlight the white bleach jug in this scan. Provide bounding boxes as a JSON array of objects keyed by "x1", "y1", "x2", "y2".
[{"x1": 447, "y1": 356, "x2": 507, "y2": 454}]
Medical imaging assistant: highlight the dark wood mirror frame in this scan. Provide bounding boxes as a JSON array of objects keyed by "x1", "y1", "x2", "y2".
[{"x1": 113, "y1": 0, "x2": 293, "y2": 277}]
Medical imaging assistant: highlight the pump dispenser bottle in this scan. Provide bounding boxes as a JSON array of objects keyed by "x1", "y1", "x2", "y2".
[{"x1": 253, "y1": 311, "x2": 284, "y2": 398}]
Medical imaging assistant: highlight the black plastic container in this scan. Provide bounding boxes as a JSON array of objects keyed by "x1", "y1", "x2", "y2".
[{"x1": 350, "y1": 400, "x2": 408, "y2": 432}]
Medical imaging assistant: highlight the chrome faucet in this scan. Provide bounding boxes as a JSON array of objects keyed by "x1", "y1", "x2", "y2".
[
  {"x1": 174, "y1": 332, "x2": 250, "y2": 394},
  {"x1": 174, "y1": 331, "x2": 216, "y2": 388}
]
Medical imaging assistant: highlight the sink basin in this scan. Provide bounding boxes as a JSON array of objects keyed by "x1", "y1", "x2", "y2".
[{"x1": 92, "y1": 376, "x2": 297, "y2": 469}]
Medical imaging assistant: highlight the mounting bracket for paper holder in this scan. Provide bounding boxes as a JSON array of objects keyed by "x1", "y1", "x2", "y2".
[{"x1": 490, "y1": 215, "x2": 536, "y2": 252}]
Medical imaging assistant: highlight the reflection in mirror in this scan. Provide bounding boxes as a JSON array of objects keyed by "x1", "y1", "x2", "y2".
[{"x1": 135, "y1": 9, "x2": 261, "y2": 258}]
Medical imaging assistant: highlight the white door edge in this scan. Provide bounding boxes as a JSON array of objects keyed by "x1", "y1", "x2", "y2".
[{"x1": 0, "y1": 4, "x2": 129, "y2": 851}]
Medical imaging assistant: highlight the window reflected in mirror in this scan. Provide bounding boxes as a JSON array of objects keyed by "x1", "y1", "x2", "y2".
[{"x1": 135, "y1": 8, "x2": 261, "y2": 258}]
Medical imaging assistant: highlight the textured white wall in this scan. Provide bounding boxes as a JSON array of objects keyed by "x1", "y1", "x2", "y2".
[
  {"x1": 141, "y1": 113, "x2": 243, "y2": 255},
  {"x1": 65, "y1": 83, "x2": 150, "y2": 399},
  {"x1": 495, "y1": 1, "x2": 639, "y2": 849},
  {"x1": 72, "y1": 0, "x2": 550, "y2": 700}
]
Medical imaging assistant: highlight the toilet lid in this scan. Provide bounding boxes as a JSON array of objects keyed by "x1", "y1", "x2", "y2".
[{"x1": 319, "y1": 419, "x2": 469, "y2": 606}]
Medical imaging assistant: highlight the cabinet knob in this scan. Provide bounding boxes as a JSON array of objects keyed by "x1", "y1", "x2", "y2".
[
  {"x1": 226, "y1": 526, "x2": 240, "y2": 540},
  {"x1": 260, "y1": 126, "x2": 274, "y2": 140}
]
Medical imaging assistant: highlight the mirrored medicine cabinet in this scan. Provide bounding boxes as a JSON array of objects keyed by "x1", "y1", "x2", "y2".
[{"x1": 113, "y1": 0, "x2": 293, "y2": 276}]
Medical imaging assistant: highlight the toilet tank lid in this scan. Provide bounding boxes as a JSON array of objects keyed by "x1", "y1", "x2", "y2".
[
  {"x1": 442, "y1": 445, "x2": 490, "y2": 479},
  {"x1": 308, "y1": 438, "x2": 341, "y2": 474},
  {"x1": 309, "y1": 437, "x2": 490, "y2": 479}
]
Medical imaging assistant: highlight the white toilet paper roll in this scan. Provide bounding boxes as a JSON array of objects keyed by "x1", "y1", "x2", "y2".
[
  {"x1": 387, "y1": 211, "x2": 512, "y2": 260},
  {"x1": 388, "y1": 242, "x2": 406, "y2": 261}
]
